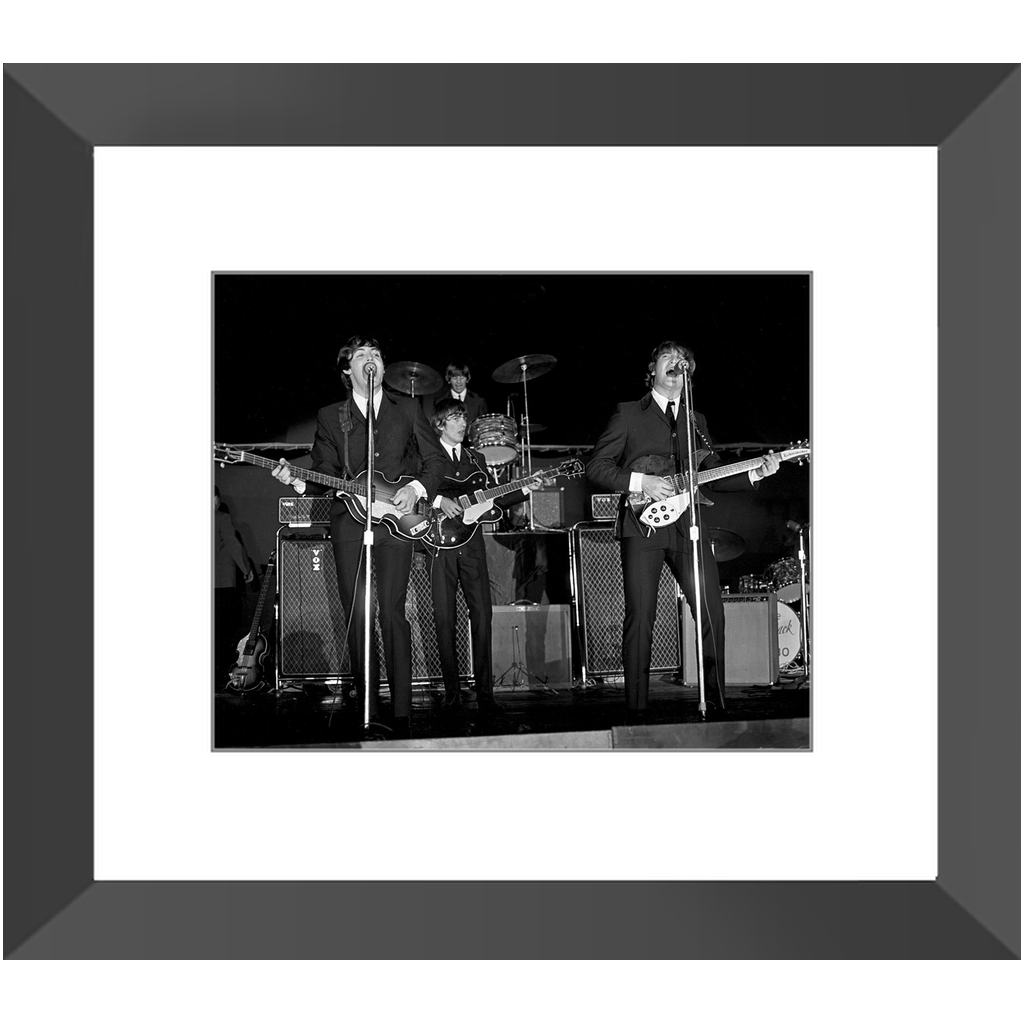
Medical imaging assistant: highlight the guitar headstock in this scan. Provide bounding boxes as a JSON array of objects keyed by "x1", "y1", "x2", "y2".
[
  {"x1": 557, "y1": 458, "x2": 586, "y2": 478},
  {"x1": 781, "y1": 440, "x2": 811, "y2": 466},
  {"x1": 213, "y1": 443, "x2": 245, "y2": 465}
]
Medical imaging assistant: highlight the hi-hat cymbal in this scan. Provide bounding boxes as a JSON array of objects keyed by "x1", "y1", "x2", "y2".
[
  {"x1": 491, "y1": 353, "x2": 558, "y2": 384},
  {"x1": 383, "y1": 361, "x2": 443, "y2": 396},
  {"x1": 707, "y1": 528, "x2": 746, "y2": 562},
  {"x1": 519, "y1": 420, "x2": 547, "y2": 434}
]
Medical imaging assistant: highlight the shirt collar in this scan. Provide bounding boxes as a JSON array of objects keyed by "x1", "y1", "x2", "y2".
[
  {"x1": 351, "y1": 391, "x2": 383, "y2": 417},
  {"x1": 650, "y1": 389, "x2": 679, "y2": 417}
]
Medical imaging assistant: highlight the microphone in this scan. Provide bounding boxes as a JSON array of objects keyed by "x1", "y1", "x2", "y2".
[
  {"x1": 363, "y1": 363, "x2": 378, "y2": 379},
  {"x1": 786, "y1": 519, "x2": 808, "y2": 532},
  {"x1": 666, "y1": 359, "x2": 689, "y2": 377}
]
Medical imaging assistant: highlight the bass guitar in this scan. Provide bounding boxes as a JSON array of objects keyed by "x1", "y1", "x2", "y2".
[
  {"x1": 423, "y1": 458, "x2": 585, "y2": 550},
  {"x1": 628, "y1": 441, "x2": 810, "y2": 529},
  {"x1": 226, "y1": 552, "x2": 276, "y2": 693},
  {"x1": 213, "y1": 444, "x2": 432, "y2": 542}
]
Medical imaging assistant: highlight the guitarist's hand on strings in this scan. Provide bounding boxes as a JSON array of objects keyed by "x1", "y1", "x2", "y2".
[
  {"x1": 754, "y1": 451, "x2": 782, "y2": 480},
  {"x1": 393, "y1": 484, "x2": 420, "y2": 515},
  {"x1": 641, "y1": 474, "x2": 675, "y2": 501},
  {"x1": 439, "y1": 496, "x2": 463, "y2": 519},
  {"x1": 272, "y1": 459, "x2": 306, "y2": 494}
]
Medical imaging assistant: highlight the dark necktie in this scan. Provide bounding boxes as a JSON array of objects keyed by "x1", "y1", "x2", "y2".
[
  {"x1": 450, "y1": 445, "x2": 460, "y2": 467},
  {"x1": 666, "y1": 401, "x2": 681, "y2": 471}
]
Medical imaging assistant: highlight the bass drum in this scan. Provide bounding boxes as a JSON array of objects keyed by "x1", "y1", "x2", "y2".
[
  {"x1": 776, "y1": 602, "x2": 802, "y2": 668},
  {"x1": 468, "y1": 413, "x2": 519, "y2": 466},
  {"x1": 765, "y1": 557, "x2": 804, "y2": 605}
]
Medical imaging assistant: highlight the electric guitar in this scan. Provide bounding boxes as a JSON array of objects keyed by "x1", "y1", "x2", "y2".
[
  {"x1": 213, "y1": 444, "x2": 432, "y2": 542},
  {"x1": 628, "y1": 441, "x2": 810, "y2": 529},
  {"x1": 423, "y1": 458, "x2": 586, "y2": 550},
  {"x1": 226, "y1": 552, "x2": 276, "y2": 693}
]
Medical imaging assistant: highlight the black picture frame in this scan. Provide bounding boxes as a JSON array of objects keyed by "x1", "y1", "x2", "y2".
[{"x1": 5, "y1": 64, "x2": 1019, "y2": 958}]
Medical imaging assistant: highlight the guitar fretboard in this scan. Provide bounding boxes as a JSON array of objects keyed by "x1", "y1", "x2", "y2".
[
  {"x1": 459, "y1": 470, "x2": 556, "y2": 509},
  {"x1": 672, "y1": 450, "x2": 803, "y2": 492},
  {"x1": 233, "y1": 451, "x2": 368, "y2": 497},
  {"x1": 243, "y1": 555, "x2": 276, "y2": 654}
]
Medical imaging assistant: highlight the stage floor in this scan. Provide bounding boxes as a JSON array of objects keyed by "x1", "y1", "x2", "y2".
[{"x1": 214, "y1": 673, "x2": 811, "y2": 750}]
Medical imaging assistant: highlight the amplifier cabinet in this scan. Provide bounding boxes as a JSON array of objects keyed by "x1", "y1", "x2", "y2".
[
  {"x1": 278, "y1": 495, "x2": 334, "y2": 525},
  {"x1": 276, "y1": 528, "x2": 471, "y2": 682},
  {"x1": 680, "y1": 593, "x2": 780, "y2": 686},
  {"x1": 570, "y1": 525, "x2": 680, "y2": 679},
  {"x1": 531, "y1": 487, "x2": 566, "y2": 529},
  {"x1": 491, "y1": 604, "x2": 573, "y2": 688}
]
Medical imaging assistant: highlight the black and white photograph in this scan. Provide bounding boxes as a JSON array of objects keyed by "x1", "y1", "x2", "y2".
[{"x1": 213, "y1": 272, "x2": 811, "y2": 749}]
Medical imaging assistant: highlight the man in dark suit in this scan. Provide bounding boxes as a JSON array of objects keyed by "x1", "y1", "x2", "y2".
[
  {"x1": 272, "y1": 336, "x2": 449, "y2": 738},
  {"x1": 427, "y1": 397, "x2": 541, "y2": 720},
  {"x1": 423, "y1": 362, "x2": 489, "y2": 426},
  {"x1": 586, "y1": 341, "x2": 780, "y2": 722}
]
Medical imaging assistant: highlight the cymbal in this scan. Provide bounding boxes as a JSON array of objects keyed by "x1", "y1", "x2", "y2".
[
  {"x1": 707, "y1": 528, "x2": 746, "y2": 562},
  {"x1": 519, "y1": 420, "x2": 546, "y2": 434},
  {"x1": 491, "y1": 353, "x2": 557, "y2": 384},
  {"x1": 383, "y1": 361, "x2": 443, "y2": 396}
]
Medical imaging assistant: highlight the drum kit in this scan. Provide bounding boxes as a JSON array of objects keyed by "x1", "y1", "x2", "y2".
[
  {"x1": 736, "y1": 555, "x2": 810, "y2": 675},
  {"x1": 385, "y1": 352, "x2": 559, "y2": 529}
]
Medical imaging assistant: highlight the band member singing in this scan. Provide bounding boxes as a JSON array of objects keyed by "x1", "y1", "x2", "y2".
[
  {"x1": 586, "y1": 342, "x2": 780, "y2": 723},
  {"x1": 271, "y1": 336, "x2": 449, "y2": 739}
]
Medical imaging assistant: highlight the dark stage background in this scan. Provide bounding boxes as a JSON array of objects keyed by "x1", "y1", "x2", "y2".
[{"x1": 213, "y1": 273, "x2": 811, "y2": 588}]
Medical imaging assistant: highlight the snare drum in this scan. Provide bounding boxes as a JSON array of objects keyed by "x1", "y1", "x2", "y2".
[
  {"x1": 469, "y1": 413, "x2": 519, "y2": 466},
  {"x1": 765, "y1": 557, "x2": 804, "y2": 605},
  {"x1": 777, "y1": 602, "x2": 802, "y2": 668}
]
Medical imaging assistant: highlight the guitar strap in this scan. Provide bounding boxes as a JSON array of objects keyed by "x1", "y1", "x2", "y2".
[{"x1": 337, "y1": 400, "x2": 354, "y2": 480}]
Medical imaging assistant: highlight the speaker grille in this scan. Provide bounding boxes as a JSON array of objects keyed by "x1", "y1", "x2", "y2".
[
  {"x1": 277, "y1": 530, "x2": 471, "y2": 682},
  {"x1": 572, "y1": 525, "x2": 680, "y2": 676}
]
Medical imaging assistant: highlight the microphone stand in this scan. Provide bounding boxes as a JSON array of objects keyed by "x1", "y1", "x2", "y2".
[
  {"x1": 361, "y1": 366, "x2": 377, "y2": 735},
  {"x1": 678, "y1": 364, "x2": 708, "y2": 718}
]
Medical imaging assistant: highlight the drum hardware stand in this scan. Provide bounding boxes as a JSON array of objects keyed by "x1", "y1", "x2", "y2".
[
  {"x1": 494, "y1": 623, "x2": 559, "y2": 695},
  {"x1": 793, "y1": 520, "x2": 811, "y2": 687},
  {"x1": 515, "y1": 361, "x2": 538, "y2": 531},
  {"x1": 677, "y1": 359, "x2": 710, "y2": 719}
]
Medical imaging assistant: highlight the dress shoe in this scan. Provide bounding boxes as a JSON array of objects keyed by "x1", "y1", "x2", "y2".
[
  {"x1": 392, "y1": 716, "x2": 412, "y2": 740},
  {"x1": 624, "y1": 708, "x2": 649, "y2": 727},
  {"x1": 701, "y1": 703, "x2": 731, "y2": 722}
]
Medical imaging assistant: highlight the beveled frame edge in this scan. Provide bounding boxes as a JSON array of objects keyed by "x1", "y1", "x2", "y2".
[{"x1": 3, "y1": 63, "x2": 1019, "y2": 959}]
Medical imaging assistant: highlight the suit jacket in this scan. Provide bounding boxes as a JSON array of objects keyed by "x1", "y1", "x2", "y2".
[
  {"x1": 422, "y1": 388, "x2": 489, "y2": 426},
  {"x1": 586, "y1": 392, "x2": 755, "y2": 541},
  {"x1": 305, "y1": 391, "x2": 449, "y2": 526}
]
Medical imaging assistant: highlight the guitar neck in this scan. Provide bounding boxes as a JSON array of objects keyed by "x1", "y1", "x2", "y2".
[
  {"x1": 243, "y1": 556, "x2": 275, "y2": 652},
  {"x1": 235, "y1": 450, "x2": 365, "y2": 497},
  {"x1": 673, "y1": 450, "x2": 800, "y2": 491},
  {"x1": 461, "y1": 469, "x2": 554, "y2": 509}
]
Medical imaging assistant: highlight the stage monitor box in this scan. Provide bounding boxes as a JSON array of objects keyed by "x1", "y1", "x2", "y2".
[
  {"x1": 681, "y1": 593, "x2": 780, "y2": 686},
  {"x1": 492, "y1": 604, "x2": 572, "y2": 689}
]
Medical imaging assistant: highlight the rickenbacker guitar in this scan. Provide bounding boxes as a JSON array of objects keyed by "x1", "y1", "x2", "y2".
[
  {"x1": 628, "y1": 441, "x2": 810, "y2": 529},
  {"x1": 213, "y1": 444, "x2": 432, "y2": 542},
  {"x1": 423, "y1": 458, "x2": 586, "y2": 550},
  {"x1": 226, "y1": 552, "x2": 276, "y2": 693}
]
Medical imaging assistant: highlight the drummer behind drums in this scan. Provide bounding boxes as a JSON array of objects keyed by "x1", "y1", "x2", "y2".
[{"x1": 422, "y1": 362, "x2": 489, "y2": 427}]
